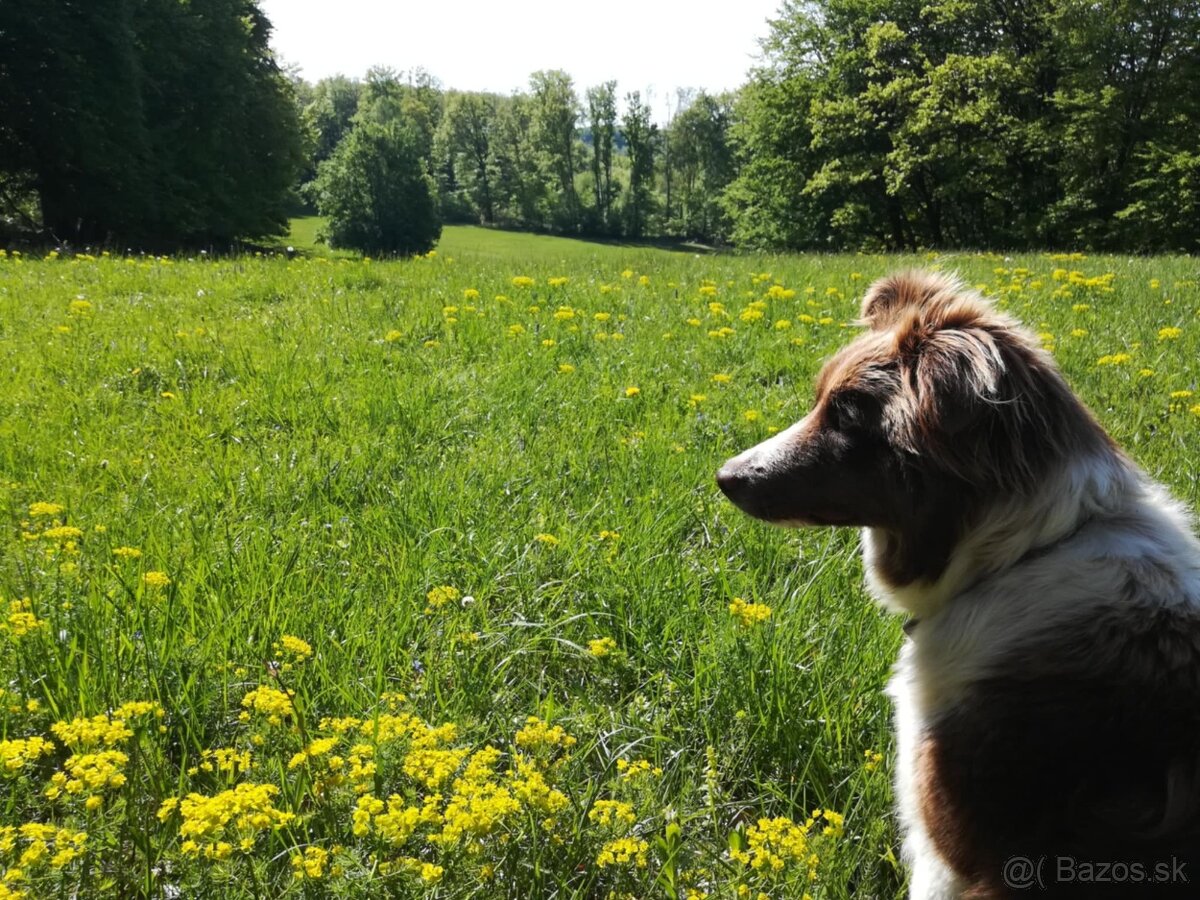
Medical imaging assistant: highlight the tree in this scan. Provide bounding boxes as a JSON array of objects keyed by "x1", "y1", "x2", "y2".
[
  {"x1": 586, "y1": 82, "x2": 619, "y2": 233},
  {"x1": 438, "y1": 92, "x2": 499, "y2": 224},
  {"x1": 621, "y1": 91, "x2": 657, "y2": 237},
  {"x1": 0, "y1": 0, "x2": 304, "y2": 246},
  {"x1": 724, "y1": 0, "x2": 1200, "y2": 252},
  {"x1": 666, "y1": 91, "x2": 734, "y2": 242},
  {"x1": 492, "y1": 94, "x2": 545, "y2": 228},
  {"x1": 529, "y1": 70, "x2": 582, "y2": 231},
  {"x1": 303, "y1": 76, "x2": 363, "y2": 178},
  {"x1": 310, "y1": 122, "x2": 441, "y2": 256}
]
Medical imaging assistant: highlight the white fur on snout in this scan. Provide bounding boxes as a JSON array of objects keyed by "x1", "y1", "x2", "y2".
[{"x1": 726, "y1": 413, "x2": 813, "y2": 479}]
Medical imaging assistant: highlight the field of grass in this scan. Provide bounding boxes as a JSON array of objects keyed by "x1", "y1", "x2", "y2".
[{"x1": 0, "y1": 235, "x2": 1197, "y2": 898}]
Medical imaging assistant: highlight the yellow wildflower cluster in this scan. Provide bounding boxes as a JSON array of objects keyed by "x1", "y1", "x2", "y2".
[
  {"x1": 273, "y1": 634, "x2": 313, "y2": 665},
  {"x1": 163, "y1": 782, "x2": 295, "y2": 858},
  {"x1": 1, "y1": 599, "x2": 46, "y2": 639},
  {"x1": 0, "y1": 737, "x2": 54, "y2": 776},
  {"x1": 425, "y1": 584, "x2": 461, "y2": 611},
  {"x1": 291, "y1": 845, "x2": 336, "y2": 880},
  {"x1": 50, "y1": 714, "x2": 132, "y2": 749},
  {"x1": 141, "y1": 570, "x2": 170, "y2": 589},
  {"x1": 596, "y1": 836, "x2": 649, "y2": 868},
  {"x1": 0, "y1": 823, "x2": 88, "y2": 887},
  {"x1": 27, "y1": 502, "x2": 64, "y2": 518},
  {"x1": 729, "y1": 597, "x2": 773, "y2": 627},
  {"x1": 588, "y1": 636, "x2": 617, "y2": 658},
  {"x1": 616, "y1": 758, "x2": 663, "y2": 780},
  {"x1": 514, "y1": 716, "x2": 577, "y2": 754},
  {"x1": 188, "y1": 747, "x2": 252, "y2": 778},
  {"x1": 509, "y1": 754, "x2": 569, "y2": 816},
  {"x1": 239, "y1": 686, "x2": 295, "y2": 725},
  {"x1": 45, "y1": 750, "x2": 128, "y2": 805},
  {"x1": 588, "y1": 799, "x2": 636, "y2": 829},
  {"x1": 288, "y1": 737, "x2": 340, "y2": 771}
]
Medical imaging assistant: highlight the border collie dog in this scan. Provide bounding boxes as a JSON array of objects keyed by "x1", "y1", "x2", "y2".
[{"x1": 717, "y1": 271, "x2": 1200, "y2": 898}]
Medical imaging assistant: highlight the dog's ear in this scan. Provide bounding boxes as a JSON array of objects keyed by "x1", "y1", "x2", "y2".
[
  {"x1": 910, "y1": 327, "x2": 1005, "y2": 444},
  {"x1": 860, "y1": 271, "x2": 963, "y2": 330}
]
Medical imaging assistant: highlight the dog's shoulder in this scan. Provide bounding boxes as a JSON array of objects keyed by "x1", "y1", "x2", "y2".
[{"x1": 904, "y1": 504, "x2": 1200, "y2": 896}]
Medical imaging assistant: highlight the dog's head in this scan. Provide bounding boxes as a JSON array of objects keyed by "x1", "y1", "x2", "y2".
[{"x1": 716, "y1": 270, "x2": 1110, "y2": 582}]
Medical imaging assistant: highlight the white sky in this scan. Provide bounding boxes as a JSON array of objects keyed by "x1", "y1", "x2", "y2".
[{"x1": 260, "y1": 0, "x2": 782, "y2": 116}]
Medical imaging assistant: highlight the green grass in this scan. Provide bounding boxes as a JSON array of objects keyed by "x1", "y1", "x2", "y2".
[
  {"x1": 0, "y1": 239, "x2": 1197, "y2": 897},
  {"x1": 282, "y1": 217, "x2": 714, "y2": 262}
]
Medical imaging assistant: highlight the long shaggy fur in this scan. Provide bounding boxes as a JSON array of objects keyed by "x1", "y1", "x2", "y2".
[{"x1": 717, "y1": 271, "x2": 1200, "y2": 898}]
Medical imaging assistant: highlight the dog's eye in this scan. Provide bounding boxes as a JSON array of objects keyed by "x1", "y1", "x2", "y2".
[{"x1": 828, "y1": 390, "x2": 879, "y2": 434}]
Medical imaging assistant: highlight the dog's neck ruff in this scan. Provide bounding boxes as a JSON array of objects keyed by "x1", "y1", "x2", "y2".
[{"x1": 863, "y1": 451, "x2": 1140, "y2": 620}]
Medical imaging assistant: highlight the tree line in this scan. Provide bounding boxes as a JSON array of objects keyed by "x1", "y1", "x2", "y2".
[
  {"x1": 2, "y1": 1, "x2": 1198, "y2": 253},
  {"x1": 294, "y1": 67, "x2": 736, "y2": 252}
]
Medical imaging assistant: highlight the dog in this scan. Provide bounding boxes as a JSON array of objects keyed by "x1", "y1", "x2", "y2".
[{"x1": 716, "y1": 271, "x2": 1200, "y2": 898}]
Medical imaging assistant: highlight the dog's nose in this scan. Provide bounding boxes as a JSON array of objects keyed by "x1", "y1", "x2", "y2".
[{"x1": 716, "y1": 463, "x2": 749, "y2": 499}]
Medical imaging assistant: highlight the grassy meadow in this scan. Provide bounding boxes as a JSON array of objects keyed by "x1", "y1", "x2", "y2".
[{"x1": 0, "y1": 229, "x2": 1198, "y2": 898}]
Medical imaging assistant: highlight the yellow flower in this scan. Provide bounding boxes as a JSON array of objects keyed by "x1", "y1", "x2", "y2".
[
  {"x1": 864, "y1": 749, "x2": 884, "y2": 772},
  {"x1": 514, "y1": 716, "x2": 576, "y2": 753},
  {"x1": 40, "y1": 526, "x2": 83, "y2": 542},
  {"x1": 463, "y1": 288, "x2": 480, "y2": 301},
  {"x1": 240, "y1": 686, "x2": 294, "y2": 725},
  {"x1": 112, "y1": 546, "x2": 142, "y2": 559},
  {"x1": 624, "y1": 386, "x2": 640, "y2": 398},
  {"x1": 511, "y1": 276, "x2": 535, "y2": 288},
  {"x1": 588, "y1": 799, "x2": 636, "y2": 829},
  {"x1": 274, "y1": 634, "x2": 313, "y2": 661},
  {"x1": 711, "y1": 373, "x2": 733, "y2": 384},
  {"x1": 1, "y1": 599, "x2": 46, "y2": 639},
  {"x1": 729, "y1": 597, "x2": 772, "y2": 627},
  {"x1": 1096, "y1": 353, "x2": 1132, "y2": 366},
  {"x1": 1158, "y1": 326, "x2": 1182, "y2": 341},
  {"x1": 558, "y1": 363, "x2": 575, "y2": 374},
  {"x1": 547, "y1": 276, "x2": 569, "y2": 287},
  {"x1": 425, "y1": 585, "x2": 461, "y2": 611},
  {"x1": 0, "y1": 737, "x2": 54, "y2": 775},
  {"x1": 291, "y1": 846, "x2": 330, "y2": 881},
  {"x1": 141, "y1": 571, "x2": 170, "y2": 589},
  {"x1": 28, "y1": 502, "x2": 64, "y2": 518},
  {"x1": 384, "y1": 329, "x2": 403, "y2": 343},
  {"x1": 596, "y1": 836, "x2": 649, "y2": 867},
  {"x1": 587, "y1": 637, "x2": 617, "y2": 658},
  {"x1": 533, "y1": 533, "x2": 559, "y2": 547},
  {"x1": 173, "y1": 783, "x2": 295, "y2": 857}
]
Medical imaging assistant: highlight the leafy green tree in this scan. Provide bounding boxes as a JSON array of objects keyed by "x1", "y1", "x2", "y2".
[
  {"x1": 726, "y1": 0, "x2": 1200, "y2": 251},
  {"x1": 621, "y1": 91, "x2": 658, "y2": 238},
  {"x1": 666, "y1": 91, "x2": 734, "y2": 242},
  {"x1": 1050, "y1": 0, "x2": 1200, "y2": 250},
  {"x1": 303, "y1": 76, "x2": 363, "y2": 176},
  {"x1": 0, "y1": 0, "x2": 303, "y2": 246},
  {"x1": 529, "y1": 70, "x2": 583, "y2": 231},
  {"x1": 492, "y1": 94, "x2": 545, "y2": 228},
  {"x1": 586, "y1": 82, "x2": 619, "y2": 233},
  {"x1": 0, "y1": 0, "x2": 148, "y2": 242},
  {"x1": 437, "y1": 92, "x2": 500, "y2": 224},
  {"x1": 310, "y1": 122, "x2": 441, "y2": 256},
  {"x1": 725, "y1": 74, "x2": 829, "y2": 250}
]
